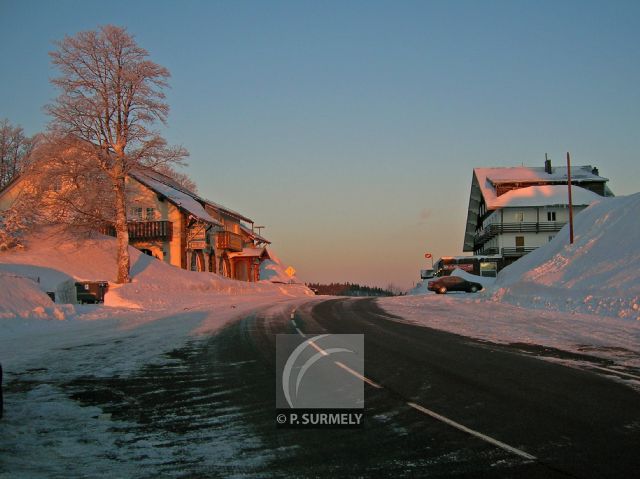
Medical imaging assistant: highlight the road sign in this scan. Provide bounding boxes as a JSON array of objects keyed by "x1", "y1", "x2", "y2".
[
  {"x1": 424, "y1": 253, "x2": 432, "y2": 259},
  {"x1": 285, "y1": 266, "x2": 296, "y2": 278}
]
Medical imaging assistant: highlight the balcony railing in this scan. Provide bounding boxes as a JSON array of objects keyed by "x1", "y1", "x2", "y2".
[
  {"x1": 99, "y1": 220, "x2": 173, "y2": 242},
  {"x1": 215, "y1": 231, "x2": 243, "y2": 252},
  {"x1": 476, "y1": 246, "x2": 538, "y2": 257},
  {"x1": 501, "y1": 247, "x2": 537, "y2": 257},
  {"x1": 474, "y1": 222, "x2": 565, "y2": 247}
]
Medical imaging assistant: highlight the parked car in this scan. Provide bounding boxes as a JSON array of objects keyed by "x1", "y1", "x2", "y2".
[{"x1": 427, "y1": 275, "x2": 483, "y2": 294}]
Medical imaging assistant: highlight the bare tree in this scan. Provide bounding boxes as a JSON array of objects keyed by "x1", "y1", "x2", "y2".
[
  {"x1": 46, "y1": 25, "x2": 187, "y2": 283},
  {"x1": 155, "y1": 164, "x2": 199, "y2": 193},
  {"x1": 18, "y1": 134, "x2": 115, "y2": 227},
  {"x1": 0, "y1": 119, "x2": 34, "y2": 189}
]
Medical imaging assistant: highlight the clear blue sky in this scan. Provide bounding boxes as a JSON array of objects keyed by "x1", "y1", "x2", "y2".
[{"x1": 1, "y1": 0, "x2": 639, "y2": 289}]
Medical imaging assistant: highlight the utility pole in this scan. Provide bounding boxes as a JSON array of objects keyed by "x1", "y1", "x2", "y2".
[{"x1": 567, "y1": 152, "x2": 574, "y2": 245}]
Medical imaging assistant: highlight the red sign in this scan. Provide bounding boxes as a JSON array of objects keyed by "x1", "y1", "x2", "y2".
[{"x1": 424, "y1": 253, "x2": 432, "y2": 259}]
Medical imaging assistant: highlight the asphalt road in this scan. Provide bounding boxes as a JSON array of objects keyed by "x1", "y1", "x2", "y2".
[
  {"x1": 64, "y1": 297, "x2": 640, "y2": 478},
  {"x1": 283, "y1": 298, "x2": 640, "y2": 478}
]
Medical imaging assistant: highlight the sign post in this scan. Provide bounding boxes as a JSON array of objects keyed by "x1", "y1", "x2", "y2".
[
  {"x1": 424, "y1": 252, "x2": 433, "y2": 269},
  {"x1": 567, "y1": 152, "x2": 574, "y2": 245}
]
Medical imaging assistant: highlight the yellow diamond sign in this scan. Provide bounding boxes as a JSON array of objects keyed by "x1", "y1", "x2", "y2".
[{"x1": 285, "y1": 266, "x2": 296, "y2": 278}]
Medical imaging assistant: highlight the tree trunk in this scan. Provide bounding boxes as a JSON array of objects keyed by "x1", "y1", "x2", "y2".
[{"x1": 113, "y1": 163, "x2": 131, "y2": 284}]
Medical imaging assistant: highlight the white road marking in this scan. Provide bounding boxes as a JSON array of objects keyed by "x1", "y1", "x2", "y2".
[
  {"x1": 334, "y1": 360, "x2": 383, "y2": 389},
  {"x1": 306, "y1": 340, "x2": 382, "y2": 388},
  {"x1": 406, "y1": 402, "x2": 537, "y2": 461},
  {"x1": 290, "y1": 319, "x2": 296, "y2": 326},
  {"x1": 308, "y1": 340, "x2": 328, "y2": 356},
  {"x1": 590, "y1": 365, "x2": 640, "y2": 380},
  {"x1": 293, "y1": 312, "x2": 535, "y2": 460}
]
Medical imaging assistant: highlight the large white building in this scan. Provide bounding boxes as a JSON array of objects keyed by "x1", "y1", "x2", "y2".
[{"x1": 463, "y1": 160, "x2": 612, "y2": 264}]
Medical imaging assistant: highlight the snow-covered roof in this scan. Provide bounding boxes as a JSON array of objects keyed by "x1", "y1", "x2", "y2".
[
  {"x1": 240, "y1": 223, "x2": 270, "y2": 244},
  {"x1": 491, "y1": 185, "x2": 602, "y2": 208},
  {"x1": 475, "y1": 165, "x2": 607, "y2": 209},
  {"x1": 463, "y1": 164, "x2": 610, "y2": 252},
  {"x1": 129, "y1": 169, "x2": 222, "y2": 226},
  {"x1": 227, "y1": 247, "x2": 270, "y2": 259},
  {"x1": 130, "y1": 168, "x2": 254, "y2": 225},
  {"x1": 204, "y1": 199, "x2": 253, "y2": 224}
]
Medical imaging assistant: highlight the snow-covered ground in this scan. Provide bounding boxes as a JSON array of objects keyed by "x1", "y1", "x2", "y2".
[
  {"x1": 490, "y1": 193, "x2": 640, "y2": 320},
  {"x1": 0, "y1": 229, "x2": 314, "y2": 476},
  {"x1": 2, "y1": 193, "x2": 640, "y2": 475},
  {"x1": 380, "y1": 294, "x2": 640, "y2": 369},
  {"x1": 0, "y1": 228, "x2": 313, "y2": 370},
  {"x1": 382, "y1": 193, "x2": 640, "y2": 372}
]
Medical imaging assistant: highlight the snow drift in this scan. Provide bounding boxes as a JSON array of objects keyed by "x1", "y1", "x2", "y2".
[
  {"x1": 0, "y1": 228, "x2": 312, "y2": 316},
  {"x1": 0, "y1": 272, "x2": 70, "y2": 319},
  {"x1": 490, "y1": 193, "x2": 640, "y2": 320},
  {"x1": 259, "y1": 250, "x2": 299, "y2": 284}
]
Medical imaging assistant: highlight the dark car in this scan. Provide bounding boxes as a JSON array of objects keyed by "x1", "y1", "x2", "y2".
[{"x1": 427, "y1": 275, "x2": 483, "y2": 294}]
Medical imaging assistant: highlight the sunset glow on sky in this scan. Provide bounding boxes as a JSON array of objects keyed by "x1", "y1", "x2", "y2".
[{"x1": 1, "y1": 0, "x2": 639, "y2": 289}]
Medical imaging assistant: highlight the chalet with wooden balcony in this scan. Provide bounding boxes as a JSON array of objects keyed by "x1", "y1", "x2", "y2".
[
  {"x1": 110, "y1": 168, "x2": 271, "y2": 282},
  {"x1": 0, "y1": 164, "x2": 272, "y2": 282},
  {"x1": 463, "y1": 159, "x2": 612, "y2": 265}
]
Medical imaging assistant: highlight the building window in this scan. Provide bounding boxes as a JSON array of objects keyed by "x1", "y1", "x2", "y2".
[
  {"x1": 146, "y1": 207, "x2": 155, "y2": 220},
  {"x1": 514, "y1": 211, "x2": 524, "y2": 222},
  {"x1": 548, "y1": 235, "x2": 555, "y2": 242},
  {"x1": 131, "y1": 207, "x2": 143, "y2": 220},
  {"x1": 547, "y1": 211, "x2": 556, "y2": 221}
]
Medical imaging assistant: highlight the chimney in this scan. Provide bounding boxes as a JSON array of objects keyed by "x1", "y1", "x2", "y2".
[
  {"x1": 544, "y1": 153, "x2": 552, "y2": 174},
  {"x1": 592, "y1": 166, "x2": 599, "y2": 176}
]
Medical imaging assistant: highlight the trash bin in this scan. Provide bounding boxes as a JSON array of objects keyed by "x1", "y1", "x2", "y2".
[{"x1": 75, "y1": 281, "x2": 109, "y2": 304}]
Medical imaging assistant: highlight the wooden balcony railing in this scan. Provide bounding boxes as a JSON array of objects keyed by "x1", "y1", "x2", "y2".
[
  {"x1": 215, "y1": 231, "x2": 243, "y2": 252},
  {"x1": 99, "y1": 220, "x2": 173, "y2": 242}
]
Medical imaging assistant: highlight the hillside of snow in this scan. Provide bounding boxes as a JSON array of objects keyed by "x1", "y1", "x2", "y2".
[
  {"x1": 489, "y1": 193, "x2": 640, "y2": 320},
  {"x1": 0, "y1": 228, "x2": 312, "y2": 318}
]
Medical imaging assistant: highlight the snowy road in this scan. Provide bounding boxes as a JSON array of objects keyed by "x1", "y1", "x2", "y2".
[{"x1": 2, "y1": 297, "x2": 640, "y2": 478}]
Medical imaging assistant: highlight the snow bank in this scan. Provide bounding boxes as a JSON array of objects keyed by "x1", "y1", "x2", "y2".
[
  {"x1": 489, "y1": 193, "x2": 640, "y2": 320},
  {"x1": 0, "y1": 227, "x2": 312, "y2": 315},
  {"x1": 407, "y1": 281, "x2": 430, "y2": 295},
  {"x1": 0, "y1": 272, "x2": 69, "y2": 319},
  {"x1": 259, "y1": 250, "x2": 299, "y2": 284},
  {"x1": 379, "y1": 294, "x2": 640, "y2": 368},
  {"x1": 451, "y1": 268, "x2": 496, "y2": 287}
]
